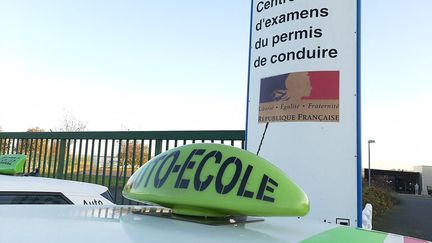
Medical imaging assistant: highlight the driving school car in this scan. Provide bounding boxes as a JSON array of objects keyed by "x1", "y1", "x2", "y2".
[
  {"x1": 0, "y1": 154, "x2": 114, "y2": 205},
  {"x1": 0, "y1": 144, "x2": 429, "y2": 243}
]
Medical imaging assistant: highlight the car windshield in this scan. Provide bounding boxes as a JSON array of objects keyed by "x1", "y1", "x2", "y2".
[{"x1": 0, "y1": 192, "x2": 72, "y2": 204}]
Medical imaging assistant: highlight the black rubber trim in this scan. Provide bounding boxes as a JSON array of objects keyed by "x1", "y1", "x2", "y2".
[{"x1": 0, "y1": 191, "x2": 74, "y2": 205}]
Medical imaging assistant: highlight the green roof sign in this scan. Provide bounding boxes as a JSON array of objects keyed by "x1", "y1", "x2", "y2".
[
  {"x1": 123, "y1": 144, "x2": 309, "y2": 217},
  {"x1": 0, "y1": 154, "x2": 27, "y2": 175}
]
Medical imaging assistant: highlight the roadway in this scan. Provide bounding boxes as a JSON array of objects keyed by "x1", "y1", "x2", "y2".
[{"x1": 373, "y1": 193, "x2": 432, "y2": 241}]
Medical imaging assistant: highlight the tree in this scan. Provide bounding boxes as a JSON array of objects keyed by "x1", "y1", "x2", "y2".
[
  {"x1": 120, "y1": 140, "x2": 149, "y2": 168},
  {"x1": 15, "y1": 127, "x2": 48, "y2": 173},
  {"x1": 55, "y1": 111, "x2": 87, "y2": 132},
  {"x1": 117, "y1": 140, "x2": 149, "y2": 178},
  {"x1": 27, "y1": 127, "x2": 45, "y2": 133},
  {"x1": 15, "y1": 127, "x2": 46, "y2": 154},
  {"x1": 0, "y1": 127, "x2": 4, "y2": 153},
  {"x1": 26, "y1": 127, "x2": 46, "y2": 154}
]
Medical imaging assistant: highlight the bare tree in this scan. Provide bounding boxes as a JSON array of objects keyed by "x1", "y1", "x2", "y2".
[{"x1": 55, "y1": 111, "x2": 87, "y2": 132}]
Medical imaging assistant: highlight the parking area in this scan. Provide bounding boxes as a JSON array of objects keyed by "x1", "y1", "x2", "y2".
[{"x1": 373, "y1": 193, "x2": 432, "y2": 241}]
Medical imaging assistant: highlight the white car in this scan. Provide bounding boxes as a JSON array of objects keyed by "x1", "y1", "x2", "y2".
[
  {"x1": 1, "y1": 205, "x2": 421, "y2": 243},
  {"x1": 0, "y1": 154, "x2": 114, "y2": 205},
  {"x1": 0, "y1": 145, "x2": 429, "y2": 243},
  {"x1": 0, "y1": 174, "x2": 114, "y2": 205}
]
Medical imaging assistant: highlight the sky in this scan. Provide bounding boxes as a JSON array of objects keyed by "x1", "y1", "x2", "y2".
[{"x1": 0, "y1": 0, "x2": 431, "y2": 171}]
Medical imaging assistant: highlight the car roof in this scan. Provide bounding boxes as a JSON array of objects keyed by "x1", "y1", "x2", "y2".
[
  {"x1": 0, "y1": 205, "x2": 345, "y2": 243},
  {"x1": 0, "y1": 174, "x2": 108, "y2": 195},
  {"x1": 0, "y1": 205, "x2": 428, "y2": 243}
]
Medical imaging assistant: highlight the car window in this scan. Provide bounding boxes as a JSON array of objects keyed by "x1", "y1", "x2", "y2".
[
  {"x1": 100, "y1": 190, "x2": 114, "y2": 203},
  {"x1": 0, "y1": 192, "x2": 72, "y2": 205}
]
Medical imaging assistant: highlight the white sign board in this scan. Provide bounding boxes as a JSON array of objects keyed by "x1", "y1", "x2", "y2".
[{"x1": 246, "y1": 0, "x2": 360, "y2": 226}]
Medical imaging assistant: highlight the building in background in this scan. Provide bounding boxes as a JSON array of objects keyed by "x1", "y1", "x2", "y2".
[
  {"x1": 364, "y1": 169, "x2": 420, "y2": 194},
  {"x1": 414, "y1": 166, "x2": 432, "y2": 195}
]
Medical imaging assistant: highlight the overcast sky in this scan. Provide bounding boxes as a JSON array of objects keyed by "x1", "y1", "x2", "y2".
[{"x1": 0, "y1": 0, "x2": 431, "y2": 170}]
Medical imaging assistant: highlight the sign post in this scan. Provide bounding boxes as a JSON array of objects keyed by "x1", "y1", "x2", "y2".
[{"x1": 246, "y1": 0, "x2": 360, "y2": 226}]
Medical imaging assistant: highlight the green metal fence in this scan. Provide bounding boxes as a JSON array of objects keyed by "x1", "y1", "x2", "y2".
[{"x1": 0, "y1": 131, "x2": 245, "y2": 204}]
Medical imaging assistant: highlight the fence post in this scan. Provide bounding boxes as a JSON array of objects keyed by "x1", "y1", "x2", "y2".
[
  {"x1": 56, "y1": 139, "x2": 66, "y2": 179},
  {"x1": 15, "y1": 139, "x2": 19, "y2": 154},
  {"x1": 155, "y1": 139, "x2": 162, "y2": 156}
]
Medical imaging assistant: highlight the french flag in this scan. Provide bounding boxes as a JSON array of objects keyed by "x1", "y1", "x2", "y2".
[{"x1": 259, "y1": 71, "x2": 339, "y2": 103}]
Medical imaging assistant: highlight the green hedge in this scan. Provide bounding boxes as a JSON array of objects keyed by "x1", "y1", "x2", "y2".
[{"x1": 362, "y1": 184, "x2": 399, "y2": 218}]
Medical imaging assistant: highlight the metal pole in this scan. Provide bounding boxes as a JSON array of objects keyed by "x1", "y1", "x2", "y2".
[{"x1": 368, "y1": 142, "x2": 371, "y2": 187}]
